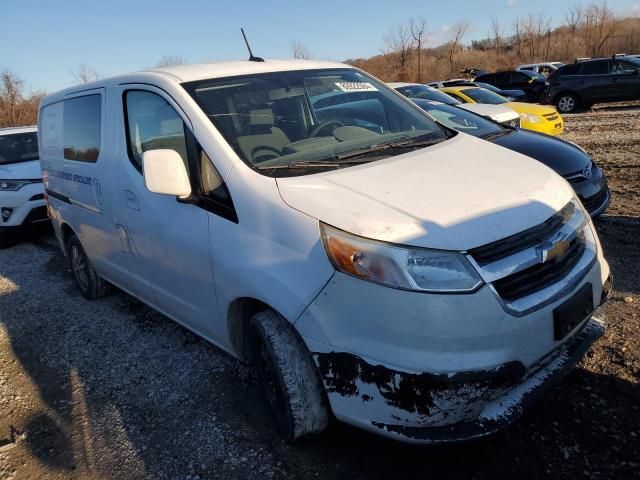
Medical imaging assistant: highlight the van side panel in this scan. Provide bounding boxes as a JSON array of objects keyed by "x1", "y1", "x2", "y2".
[
  {"x1": 39, "y1": 89, "x2": 136, "y2": 292},
  {"x1": 209, "y1": 167, "x2": 335, "y2": 351}
]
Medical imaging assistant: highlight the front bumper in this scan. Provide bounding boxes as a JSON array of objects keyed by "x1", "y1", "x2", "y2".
[
  {"x1": 297, "y1": 245, "x2": 609, "y2": 443},
  {"x1": 521, "y1": 118, "x2": 564, "y2": 136},
  {"x1": 0, "y1": 183, "x2": 47, "y2": 228},
  {"x1": 313, "y1": 318, "x2": 603, "y2": 444}
]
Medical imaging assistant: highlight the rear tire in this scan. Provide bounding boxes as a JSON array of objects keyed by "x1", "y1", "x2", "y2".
[
  {"x1": 67, "y1": 235, "x2": 110, "y2": 299},
  {"x1": 248, "y1": 310, "x2": 329, "y2": 441},
  {"x1": 556, "y1": 93, "x2": 580, "y2": 113}
]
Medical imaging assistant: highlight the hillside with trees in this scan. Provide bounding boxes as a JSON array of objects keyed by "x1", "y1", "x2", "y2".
[
  {"x1": 1, "y1": 1, "x2": 639, "y2": 128},
  {"x1": 347, "y1": 1, "x2": 640, "y2": 82}
]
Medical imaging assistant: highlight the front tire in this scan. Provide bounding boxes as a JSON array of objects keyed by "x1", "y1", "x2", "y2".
[
  {"x1": 67, "y1": 235, "x2": 110, "y2": 299},
  {"x1": 556, "y1": 93, "x2": 580, "y2": 113},
  {"x1": 248, "y1": 310, "x2": 329, "y2": 441}
]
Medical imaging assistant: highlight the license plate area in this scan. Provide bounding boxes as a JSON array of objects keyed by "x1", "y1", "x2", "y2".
[{"x1": 553, "y1": 283, "x2": 594, "y2": 340}]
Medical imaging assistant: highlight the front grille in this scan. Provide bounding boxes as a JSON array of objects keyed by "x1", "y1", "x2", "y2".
[
  {"x1": 580, "y1": 188, "x2": 608, "y2": 213},
  {"x1": 469, "y1": 202, "x2": 574, "y2": 265},
  {"x1": 543, "y1": 113, "x2": 560, "y2": 121},
  {"x1": 492, "y1": 230, "x2": 586, "y2": 301}
]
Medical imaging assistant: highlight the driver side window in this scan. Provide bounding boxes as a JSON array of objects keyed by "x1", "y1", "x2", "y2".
[{"x1": 124, "y1": 90, "x2": 189, "y2": 172}]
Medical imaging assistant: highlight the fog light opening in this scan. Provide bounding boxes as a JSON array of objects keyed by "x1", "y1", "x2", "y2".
[{"x1": 1, "y1": 208, "x2": 13, "y2": 222}]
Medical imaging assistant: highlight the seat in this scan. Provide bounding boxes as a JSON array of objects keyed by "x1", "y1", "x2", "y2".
[{"x1": 236, "y1": 109, "x2": 290, "y2": 163}]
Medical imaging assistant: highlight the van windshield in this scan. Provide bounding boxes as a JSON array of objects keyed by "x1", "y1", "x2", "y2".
[
  {"x1": 184, "y1": 69, "x2": 450, "y2": 176},
  {"x1": 0, "y1": 132, "x2": 39, "y2": 165}
]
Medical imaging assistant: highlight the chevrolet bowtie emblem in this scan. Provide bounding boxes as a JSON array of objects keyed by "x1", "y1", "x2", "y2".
[{"x1": 538, "y1": 237, "x2": 570, "y2": 263}]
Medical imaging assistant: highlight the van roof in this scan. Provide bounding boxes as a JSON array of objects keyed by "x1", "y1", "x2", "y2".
[{"x1": 42, "y1": 59, "x2": 350, "y2": 102}]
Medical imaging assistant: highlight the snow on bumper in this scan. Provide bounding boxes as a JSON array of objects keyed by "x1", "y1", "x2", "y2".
[{"x1": 312, "y1": 318, "x2": 604, "y2": 444}]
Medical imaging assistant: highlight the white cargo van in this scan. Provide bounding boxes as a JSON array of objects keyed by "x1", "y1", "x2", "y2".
[
  {"x1": 39, "y1": 60, "x2": 610, "y2": 444},
  {"x1": 0, "y1": 126, "x2": 48, "y2": 247}
]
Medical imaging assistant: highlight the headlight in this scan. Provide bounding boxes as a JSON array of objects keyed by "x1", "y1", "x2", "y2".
[
  {"x1": 320, "y1": 223, "x2": 483, "y2": 293},
  {"x1": 520, "y1": 113, "x2": 541, "y2": 124},
  {"x1": 0, "y1": 180, "x2": 31, "y2": 191}
]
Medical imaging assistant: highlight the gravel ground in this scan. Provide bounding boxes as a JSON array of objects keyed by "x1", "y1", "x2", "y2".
[{"x1": 1, "y1": 103, "x2": 639, "y2": 480}]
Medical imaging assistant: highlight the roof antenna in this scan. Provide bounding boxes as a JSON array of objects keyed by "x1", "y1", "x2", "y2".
[{"x1": 241, "y1": 28, "x2": 264, "y2": 62}]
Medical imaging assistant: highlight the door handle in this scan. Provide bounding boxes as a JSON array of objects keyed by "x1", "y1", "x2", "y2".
[{"x1": 123, "y1": 190, "x2": 140, "y2": 211}]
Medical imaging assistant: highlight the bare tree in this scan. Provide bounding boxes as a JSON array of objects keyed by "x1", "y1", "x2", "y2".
[
  {"x1": 383, "y1": 23, "x2": 413, "y2": 78},
  {"x1": 0, "y1": 70, "x2": 42, "y2": 127},
  {"x1": 447, "y1": 21, "x2": 470, "y2": 73},
  {"x1": 72, "y1": 63, "x2": 100, "y2": 83},
  {"x1": 490, "y1": 17, "x2": 505, "y2": 56},
  {"x1": 513, "y1": 17, "x2": 523, "y2": 58},
  {"x1": 410, "y1": 17, "x2": 428, "y2": 82},
  {"x1": 155, "y1": 55, "x2": 186, "y2": 67},
  {"x1": 565, "y1": 5, "x2": 585, "y2": 57},
  {"x1": 588, "y1": 0, "x2": 620, "y2": 56},
  {"x1": 290, "y1": 41, "x2": 312, "y2": 59}
]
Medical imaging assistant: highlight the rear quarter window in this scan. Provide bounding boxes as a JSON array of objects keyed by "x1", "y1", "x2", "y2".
[
  {"x1": 581, "y1": 61, "x2": 609, "y2": 75},
  {"x1": 63, "y1": 95, "x2": 102, "y2": 162},
  {"x1": 557, "y1": 64, "x2": 582, "y2": 76}
]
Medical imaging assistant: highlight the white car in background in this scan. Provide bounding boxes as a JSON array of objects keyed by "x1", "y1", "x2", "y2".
[
  {"x1": 516, "y1": 62, "x2": 565, "y2": 76},
  {"x1": 0, "y1": 126, "x2": 47, "y2": 247},
  {"x1": 390, "y1": 82, "x2": 521, "y2": 127}
]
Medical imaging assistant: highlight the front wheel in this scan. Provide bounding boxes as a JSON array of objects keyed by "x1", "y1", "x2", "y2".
[
  {"x1": 67, "y1": 235, "x2": 110, "y2": 299},
  {"x1": 248, "y1": 310, "x2": 330, "y2": 441},
  {"x1": 556, "y1": 93, "x2": 580, "y2": 113}
]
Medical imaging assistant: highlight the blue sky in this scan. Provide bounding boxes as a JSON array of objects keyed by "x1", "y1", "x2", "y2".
[{"x1": 2, "y1": 0, "x2": 639, "y2": 93}]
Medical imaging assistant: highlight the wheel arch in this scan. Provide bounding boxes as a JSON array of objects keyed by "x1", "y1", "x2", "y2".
[
  {"x1": 226, "y1": 297, "x2": 275, "y2": 361},
  {"x1": 59, "y1": 222, "x2": 77, "y2": 251}
]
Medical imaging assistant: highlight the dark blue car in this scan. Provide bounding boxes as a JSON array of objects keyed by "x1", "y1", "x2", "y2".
[{"x1": 412, "y1": 98, "x2": 610, "y2": 216}]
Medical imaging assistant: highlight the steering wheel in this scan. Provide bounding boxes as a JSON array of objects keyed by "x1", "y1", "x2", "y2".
[
  {"x1": 310, "y1": 120, "x2": 345, "y2": 138},
  {"x1": 251, "y1": 146, "x2": 282, "y2": 164}
]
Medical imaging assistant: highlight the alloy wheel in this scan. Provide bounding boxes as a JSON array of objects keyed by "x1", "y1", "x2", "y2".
[{"x1": 558, "y1": 96, "x2": 575, "y2": 113}]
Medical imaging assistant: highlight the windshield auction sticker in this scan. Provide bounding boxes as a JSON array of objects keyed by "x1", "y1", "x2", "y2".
[{"x1": 334, "y1": 82, "x2": 378, "y2": 92}]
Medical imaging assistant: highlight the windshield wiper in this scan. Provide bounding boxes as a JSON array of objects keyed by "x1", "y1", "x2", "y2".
[
  {"x1": 481, "y1": 130, "x2": 513, "y2": 141},
  {"x1": 336, "y1": 137, "x2": 443, "y2": 161},
  {"x1": 256, "y1": 159, "x2": 372, "y2": 171}
]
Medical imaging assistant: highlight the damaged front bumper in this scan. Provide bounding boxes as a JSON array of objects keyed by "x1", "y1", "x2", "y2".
[{"x1": 313, "y1": 318, "x2": 604, "y2": 444}]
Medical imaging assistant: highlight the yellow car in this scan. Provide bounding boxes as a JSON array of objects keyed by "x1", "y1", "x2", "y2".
[{"x1": 440, "y1": 86, "x2": 564, "y2": 136}]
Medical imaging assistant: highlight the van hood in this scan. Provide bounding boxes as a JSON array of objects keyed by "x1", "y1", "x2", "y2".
[
  {"x1": 0, "y1": 160, "x2": 41, "y2": 180},
  {"x1": 276, "y1": 133, "x2": 573, "y2": 251}
]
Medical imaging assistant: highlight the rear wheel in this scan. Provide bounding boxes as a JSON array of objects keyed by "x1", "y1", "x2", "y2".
[
  {"x1": 248, "y1": 310, "x2": 329, "y2": 441},
  {"x1": 67, "y1": 235, "x2": 110, "y2": 299},
  {"x1": 556, "y1": 93, "x2": 580, "y2": 113}
]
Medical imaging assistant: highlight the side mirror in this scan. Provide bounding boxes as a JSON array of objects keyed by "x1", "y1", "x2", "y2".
[{"x1": 142, "y1": 149, "x2": 192, "y2": 198}]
